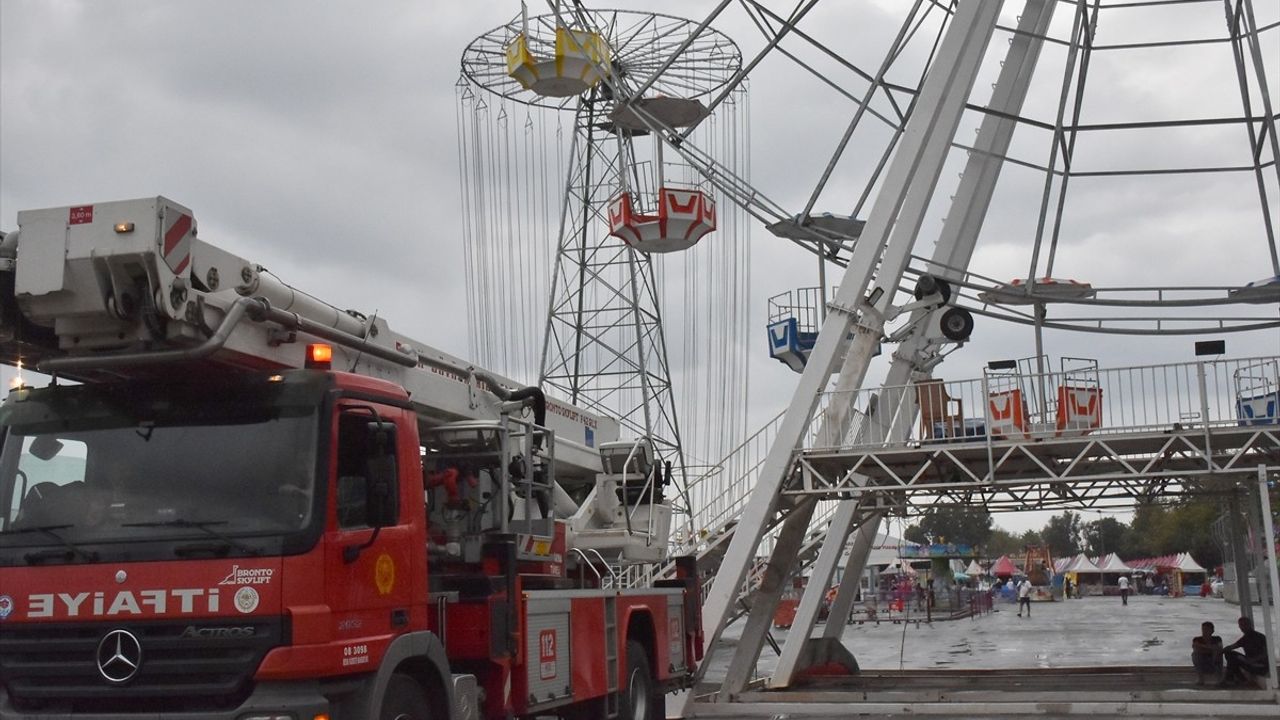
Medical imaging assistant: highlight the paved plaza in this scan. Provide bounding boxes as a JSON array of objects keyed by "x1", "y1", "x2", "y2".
[
  {"x1": 707, "y1": 594, "x2": 1268, "y2": 680},
  {"x1": 687, "y1": 595, "x2": 1279, "y2": 718}
]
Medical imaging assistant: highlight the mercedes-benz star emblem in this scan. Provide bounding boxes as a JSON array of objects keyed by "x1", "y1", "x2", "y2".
[{"x1": 96, "y1": 629, "x2": 142, "y2": 684}]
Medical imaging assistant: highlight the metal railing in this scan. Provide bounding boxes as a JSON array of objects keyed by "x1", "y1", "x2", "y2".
[
  {"x1": 809, "y1": 355, "x2": 1280, "y2": 452},
  {"x1": 672, "y1": 409, "x2": 787, "y2": 556},
  {"x1": 570, "y1": 547, "x2": 623, "y2": 588},
  {"x1": 614, "y1": 356, "x2": 1278, "y2": 596},
  {"x1": 767, "y1": 287, "x2": 834, "y2": 332},
  {"x1": 611, "y1": 409, "x2": 808, "y2": 592}
]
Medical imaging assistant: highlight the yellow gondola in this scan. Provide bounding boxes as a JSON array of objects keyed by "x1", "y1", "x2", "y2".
[{"x1": 506, "y1": 26, "x2": 610, "y2": 98}]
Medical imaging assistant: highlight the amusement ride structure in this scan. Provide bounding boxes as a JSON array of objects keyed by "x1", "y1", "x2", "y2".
[
  {"x1": 457, "y1": 7, "x2": 753, "y2": 540},
  {"x1": 460, "y1": 0, "x2": 1280, "y2": 717}
]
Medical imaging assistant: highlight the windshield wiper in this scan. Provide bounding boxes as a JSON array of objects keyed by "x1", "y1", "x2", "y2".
[
  {"x1": 1, "y1": 524, "x2": 100, "y2": 564},
  {"x1": 122, "y1": 519, "x2": 261, "y2": 557}
]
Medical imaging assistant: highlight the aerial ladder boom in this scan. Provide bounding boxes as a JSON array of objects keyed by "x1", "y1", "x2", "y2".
[
  {"x1": 0, "y1": 196, "x2": 670, "y2": 562},
  {"x1": 0, "y1": 197, "x2": 610, "y2": 475}
]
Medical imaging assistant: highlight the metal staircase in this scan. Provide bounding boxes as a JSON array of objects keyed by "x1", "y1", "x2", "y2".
[{"x1": 612, "y1": 407, "x2": 845, "y2": 631}]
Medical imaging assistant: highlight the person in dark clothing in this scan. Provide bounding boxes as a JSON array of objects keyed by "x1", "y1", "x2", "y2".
[
  {"x1": 1220, "y1": 616, "x2": 1270, "y2": 686},
  {"x1": 1191, "y1": 621, "x2": 1223, "y2": 685}
]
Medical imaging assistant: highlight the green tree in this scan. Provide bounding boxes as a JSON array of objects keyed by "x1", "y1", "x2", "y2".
[
  {"x1": 1168, "y1": 501, "x2": 1222, "y2": 569},
  {"x1": 903, "y1": 524, "x2": 927, "y2": 545},
  {"x1": 1082, "y1": 516, "x2": 1131, "y2": 558},
  {"x1": 1129, "y1": 502, "x2": 1171, "y2": 557},
  {"x1": 984, "y1": 527, "x2": 1024, "y2": 557},
  {"x1": 1041, "y1": 511, "x2": 1084, "y2": 557},
  {"x1": 906, "y1": 505, "x2": 993, "y2": 547},
  {"x1": 1128, "y1": 499, "x2": 1224, "y2": 568}
]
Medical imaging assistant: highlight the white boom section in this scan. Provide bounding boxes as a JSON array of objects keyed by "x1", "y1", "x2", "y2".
[{"x1": 0, "y1": 197, "x2": 618, "y2": 479}]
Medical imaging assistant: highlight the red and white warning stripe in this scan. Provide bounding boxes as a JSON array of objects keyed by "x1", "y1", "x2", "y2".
[{"x1": 161, "y1": 209, "x2": 194, "y2": 275}]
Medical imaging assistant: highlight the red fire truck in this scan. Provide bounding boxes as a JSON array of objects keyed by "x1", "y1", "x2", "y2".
[{"x1": 0, "y1": 197, "x2": 701, "y2": 719}]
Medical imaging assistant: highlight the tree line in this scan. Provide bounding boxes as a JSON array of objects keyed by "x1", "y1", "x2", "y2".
[{"x1": 902, "y1": 499, "x2": 1231, "y2": 569}]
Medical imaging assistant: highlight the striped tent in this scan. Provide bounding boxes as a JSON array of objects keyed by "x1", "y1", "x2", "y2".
[
  {"x1": 1095, "y1": 553, "x2": 1133, "y2": 582},
  {"x1": 990, "y1": 555, "x2": 1018, "y2": 577}
]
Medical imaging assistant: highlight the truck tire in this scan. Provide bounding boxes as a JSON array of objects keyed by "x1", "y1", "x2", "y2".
[
  {"x1": 621, "y1": 639, "x2": 663, "y2": 720},
  {"x1": 380, "y1": 673, "x2": 433, "y2": 720}
]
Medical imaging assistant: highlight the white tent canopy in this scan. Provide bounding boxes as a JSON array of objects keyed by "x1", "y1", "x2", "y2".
[
  {"x1": 965, "y1": 559, "x2": 984, "y2": 576},
  {"x1": 1065, "y1": 553, "x2": 1103, "y2": 574},
  {"x1": 883, "y1": 558, "x2": 918, "y2": 576},
  {"x1": 1095, "y1": 553, "x2": 1132, "y2": 573},
  {"x1": 1174, "y1": 553, "x2": 1207, "y2": 573}
]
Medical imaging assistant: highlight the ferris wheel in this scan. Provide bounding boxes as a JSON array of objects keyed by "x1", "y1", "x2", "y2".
[
  {"x1": 618, "y1": 1, "x2": 1280, "y2": 707},
  {"x1": 637, "y1": 1, "x2": 1280, "y2": 361}
]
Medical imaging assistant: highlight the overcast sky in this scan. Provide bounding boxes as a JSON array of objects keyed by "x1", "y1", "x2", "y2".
[{"x1": 2, "y1": 0, "x2": 1277, "y2": 536}]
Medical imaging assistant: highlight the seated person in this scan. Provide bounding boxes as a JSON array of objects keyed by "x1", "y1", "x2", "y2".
[
  {"x1": 1221, "y1": 616, "x2": 1270, "y2": 687},
  {"x1": 15, "y1": 481, "x2": 89, "y2": 528},
  {"x1": 1191, "y1": 621, "x2": 1223, "y2": 685}
]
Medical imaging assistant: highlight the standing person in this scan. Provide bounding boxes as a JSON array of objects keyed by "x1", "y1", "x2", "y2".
[
  {"x1": 1017, "y1": 578, "x2": 1033, "y2": 617},
  {"x1": 1118, "y1": 574, "x2": 1130, "y2": 606},
  {"x1": 1063, "y1": 577, "x2": 1073, "y2": 600},
  {"x1": 1221, "y1": 616, "x2": 1270, "y2": 686},
  {"x1": 1191, "y1": 621, "x2": 1223, "y2": 685}
]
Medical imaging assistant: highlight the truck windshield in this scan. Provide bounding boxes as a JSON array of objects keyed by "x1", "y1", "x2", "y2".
[{"x1": 0, "y1": 376, "x2": 323, "y2": 563}]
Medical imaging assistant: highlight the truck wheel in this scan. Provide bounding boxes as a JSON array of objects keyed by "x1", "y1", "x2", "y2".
[
  {"x1": 380, "y1": 673, "x2": 432, "y2": 720},
  {"x1": 621, "y1": 639, "x2": 663, "y2": 720}
]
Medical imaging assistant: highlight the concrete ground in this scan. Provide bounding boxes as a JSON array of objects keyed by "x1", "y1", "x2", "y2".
[
  {"x1": 706, "y1": 594, "x2": 1258, "y2": 678},
  {"x1": 686, "y1": 594, "x2": 1280, "y2": 718}
]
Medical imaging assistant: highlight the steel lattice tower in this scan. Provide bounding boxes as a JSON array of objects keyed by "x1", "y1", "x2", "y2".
[
  {"x1": 459, "y1": 9, "x2": 744, "y2": 508},
  {"x1": 537, "y1": 91, "x2": 685, "y2": 474}
]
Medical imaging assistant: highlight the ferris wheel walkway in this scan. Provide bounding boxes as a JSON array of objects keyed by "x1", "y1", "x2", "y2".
[
  {"x1": 661, "y1": 355, "x2": 1280, "y2": 593},
  {"x1": 792, "y1": 355, "x2": 1280, "y2": 512}
]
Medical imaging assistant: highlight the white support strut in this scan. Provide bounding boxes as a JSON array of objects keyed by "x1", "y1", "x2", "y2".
[
  {"x1": 767, "y1": 0, "x2": 1056, "y2": 687},
  {"x1": 692, "y1": 1, "x2": 1006, "y2": 706}
]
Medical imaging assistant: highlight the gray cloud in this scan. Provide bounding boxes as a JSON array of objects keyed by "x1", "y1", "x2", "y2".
[{"x1": 3, "y1": 1, "x2": 1277, "y2": 535}]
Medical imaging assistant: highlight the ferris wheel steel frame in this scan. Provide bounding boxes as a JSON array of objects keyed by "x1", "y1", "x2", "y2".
[
  {"x1": 592, "y1": 0, "x2": 1280, "y2": 713},
  {"x1": 613, "y1": 0, "x2": 1280, "y2": 340},
  {"x1": 464, "y1": 0, "x2": 1280, "y2": 712}
]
